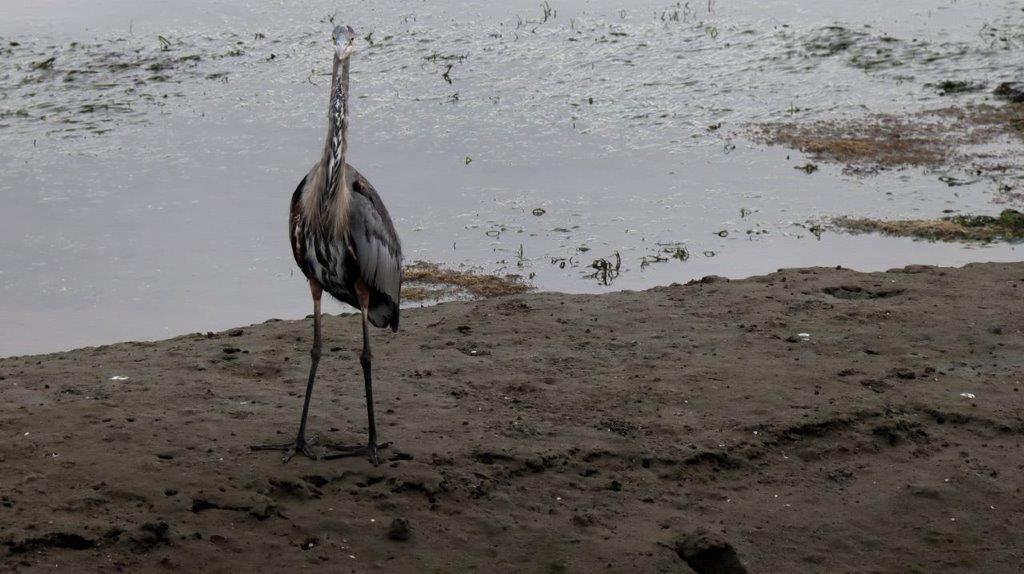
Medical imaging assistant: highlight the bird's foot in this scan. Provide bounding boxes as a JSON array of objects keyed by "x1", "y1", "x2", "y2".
[
  {"x1": 250, "y1": 435, "x2": 319, "y2": 463},
  {"x1": 321, "y1": 441, "x2": 392, "y2": 465}
]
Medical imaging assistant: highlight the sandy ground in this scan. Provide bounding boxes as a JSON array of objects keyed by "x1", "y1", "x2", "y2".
[{"x1": 2, "y1": 262, "x2": 1023, "y2": 573}]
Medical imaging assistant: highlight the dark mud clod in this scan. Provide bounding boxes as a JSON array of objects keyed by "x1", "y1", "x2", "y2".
[
  {"x1": 387, "y1": 518, "x2": 411, "y2": 541},
  {"x1": 300, "y1": 537, "x2": 319, "y2": 550},
  {"x1": 860, "y1": 378, "x2": 892, "y2": 394},
  {"x1": 673, "y1": 530, "x2": 748, "y2": 574},
  {"x1": 685, "y1": 275, "x2": 729, "y2": 286},
  {"x1": 890, "y1": 367, "x2": 916, "y2": 380}
]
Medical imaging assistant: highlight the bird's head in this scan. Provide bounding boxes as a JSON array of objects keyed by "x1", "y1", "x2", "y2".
[{"x1": 333, "y1": 25, "x2": 356, "y2": 59}]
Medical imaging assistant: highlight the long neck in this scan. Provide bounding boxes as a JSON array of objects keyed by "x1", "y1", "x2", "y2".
[{"x1": 321, "y1": 53, "x2": 350, "y2": 200}]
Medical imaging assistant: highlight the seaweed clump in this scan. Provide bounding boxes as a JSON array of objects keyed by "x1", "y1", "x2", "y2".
[
  {"x1": 833, "y1": 209, "x2": 1024, "y2": 242},
  {"x1": 751, "y1": 104, "x2": 1024, "y2": 174},
  {"x1": 401, "y1": 261, "x2": 532, "y2": 302}
]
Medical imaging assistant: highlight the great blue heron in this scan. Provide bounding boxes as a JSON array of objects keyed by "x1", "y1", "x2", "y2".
[{"x1": 253, "y1": 25, "x2": 402, "y2": 464}]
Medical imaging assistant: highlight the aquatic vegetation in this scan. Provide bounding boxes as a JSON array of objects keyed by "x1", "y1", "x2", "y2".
[
  {"x1": 994, "y1": 82, "x2": 1024, "y2": 104},
  {"x1": 2, "y1": 1, "x2": 1020, "y2": 153},
  {"x1": 29, "y1": 57, "x2": 55, "y2": 70},
  {"x1": 833, "y1": 209, "x2": 1024, "y2": 242},
  {"x1": 928, "y1": 80, "x2": 986, "y2": 96},
  {"x1": 640, "y1": 244, "x2": 689, "y2": 269},
  {"x1": 0, "y1": 33, "x2": 244, "y2": 137},
  {"x1": 402, "y1": 261, "x2": 532, "y2": 301},
  {"x1": 663, "y1": 245, "x2": 689, "y2": 261},
  {"x1": 587, "y1": 252, "x2": 621, "y2": 285},
  {"x1": 753, "y1": 103, "x2": 1024, "y2": 173},
  {"x1": 423, "y1": 52, "x2": 468, "y2": 63},
  {"x1": 639, "y1": 253, "x2": 667, "y2": 268},
  {"x1": 3, "y1": 1, "x2": 1024, "y2": 314}
]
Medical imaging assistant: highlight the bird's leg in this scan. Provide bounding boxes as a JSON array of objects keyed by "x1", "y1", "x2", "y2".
[
  {"x1": 323, "y1": 282, "x2": 390, "y2": 464},
  {"x1": 360, "y1": 306, "x2": 379, "y2": 460},
  {"x1": 251, "y1": 280, "x2": 324, "y2": 462}
]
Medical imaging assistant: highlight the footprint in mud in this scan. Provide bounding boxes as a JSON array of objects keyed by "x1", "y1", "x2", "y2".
[
  {"x1": 129, "y1": 522, "x2": 172, "y2": 552},
  {"x1": 6, "y1": 532, "x2": 97, "y2": 554},
  {"x1": 268, "y1": 478, "x2": 322, "y2": 499},
  {"x1": 822, "y1": 285, "x2": 904, "y2": 300}
]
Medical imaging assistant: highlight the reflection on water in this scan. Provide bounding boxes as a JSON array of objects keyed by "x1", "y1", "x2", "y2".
[{"x1": 1, "y1": 0, "x2": 1022, "y2": 356}]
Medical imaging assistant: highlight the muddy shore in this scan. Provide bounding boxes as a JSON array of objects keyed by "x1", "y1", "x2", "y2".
[{"x1": 2, "y1": 262, "x2": 1023, "y2": 572}]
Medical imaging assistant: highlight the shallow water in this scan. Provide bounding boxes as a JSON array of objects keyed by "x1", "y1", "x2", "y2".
[{"x1": 1, "y1": 0, "x2": 1022, "y2": 356}]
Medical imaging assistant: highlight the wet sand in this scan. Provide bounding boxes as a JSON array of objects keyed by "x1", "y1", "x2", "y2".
[{"x1": 2, "y1": 262, "x2": 1023, "y2": 572}]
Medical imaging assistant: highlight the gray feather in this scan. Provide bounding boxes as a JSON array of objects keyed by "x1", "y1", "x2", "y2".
[{"x1": 348, "y1": 190, "x2": 402, "y2": 303}]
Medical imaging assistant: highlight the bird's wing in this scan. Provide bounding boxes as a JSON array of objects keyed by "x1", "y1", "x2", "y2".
[{"x1": 346, "y1": 170, "x2": 402, "y2": 305}]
